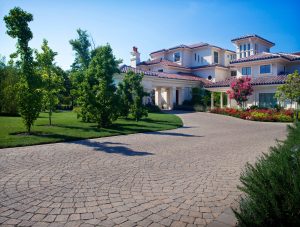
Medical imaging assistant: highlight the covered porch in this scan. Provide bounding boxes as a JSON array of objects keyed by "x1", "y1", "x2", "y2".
[
  {"x1": 206, "y1": 88, "x2": 234, "y2": 109},
  {"x1": 154, "y1": 86, "x2": 185, "y2": 110}
]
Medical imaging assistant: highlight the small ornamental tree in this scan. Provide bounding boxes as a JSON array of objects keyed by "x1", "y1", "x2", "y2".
[
  {"x1": 275, "y1": 70, "x2": 300, "y2": 121},
  {"x1": 118, "y1": 71, "x2": 148, "y2": 121},
  {"x1": 4, "y1": 7, "x2": 43, "y2": 133},
  {"x1": 36, "y1": 39, "x2": 63, "y2": 125},
  {"x1": 83, "y1": 44, "x2": 120, "y2": 128},
  {"x1": 227, "y1": 77, "x2": 253, "y2": 108}
]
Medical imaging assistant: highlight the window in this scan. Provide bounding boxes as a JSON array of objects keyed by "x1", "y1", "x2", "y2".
[
  {"x1": 194, "y1": 53, "x2": 196, "y2": 61},
  {"x1": 247, "y1": 43, "x2": 250, "y2": 50},
  {"x1": 243, "y1": 52, "x2": 246, "y2": 58},
  {"x1": 260, "y1": 65, "x2": 271, "y2": 74},
  {"x1": 239, "y1": 45, "x2": 242, "y2": 51},
  {"x1": 242, "y1": 67, "x2": 251, "y2": 75},
  {"x1": 201, "y1": 56, "x2": 204, "y2": 64},
  {"x1": 259, "y1": 93, "x2": 277, "y2": 108},
  {"x1": 231, "y1": 71, "x2": 237, "y2": 77},
  {"x1": 197, "y1": 55, "x2": 200, "y2": 62},
  {"x1": 158, "y1": 69, "x2": 163, "y2": 72},
  {"x1": 208, "y1": 75, "x2": 212, "y2": 80},
  {"x1": 240, "y1": 53, "x2": 242, "y2": 59},
  {"x1": 244, "y1": 44, "x2": 246, "y2": 51},
  {"x1": 214, "y1": 51, "x2": 218, "y2": 63},
  {"x1": 174, "y1": 52, "x2": 180, "y2": 62}
]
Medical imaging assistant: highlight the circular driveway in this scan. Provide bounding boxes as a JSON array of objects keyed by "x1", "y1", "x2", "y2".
[{"x1": 0, "y1": 112, "x2": 287, "y2": 226}]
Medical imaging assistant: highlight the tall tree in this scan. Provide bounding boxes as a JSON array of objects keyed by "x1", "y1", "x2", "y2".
[
  {"x1": 36, "y1": 39, "x2": 62, "y2": 125},
  {"x1": 83, "y1": 44, "x2": 120, "y2": 127},
  {"x1": 4, "y1": 7, "x2": 43, "y2": 133},
  {"x1": 69, "y1": 29, "x2": 92, "y2": 109},
  {"x1": 275, "y1": 70, "x2": 300, "y2": 121},
  {"x1": 69, "y1": 29, "x2": 91, "y2": 70},
  {"x1": 118, "y1": 71, "x2": 148, "y2": 121}
]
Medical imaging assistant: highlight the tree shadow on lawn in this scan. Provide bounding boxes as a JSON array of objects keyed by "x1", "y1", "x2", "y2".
[{"x1": 71, "y1": 140, "x2": 153, "y2": 156}]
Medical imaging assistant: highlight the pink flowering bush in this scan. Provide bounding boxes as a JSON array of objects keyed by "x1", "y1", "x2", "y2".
[
  {"x1": 227, "y1": 77, "x2": 253, "y2": 108},
  {"x1": 210, "y1": 107, "x2": 294, "y2": 122}
]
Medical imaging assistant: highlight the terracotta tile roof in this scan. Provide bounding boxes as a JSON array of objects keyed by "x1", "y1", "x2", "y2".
[
  {"x1": 231, "y1": 34, "x2": 275, "y2": 46},
  {"x1": 230, "y1": 52, "x2": 300, "y2": 64},
  {"x1": 191, "y1": 63, "x2": 229, "y2": 70},
  {"x1": 137, "y1": 59, "x2": 190, "y2": 69},
  {"x1": 150, "y1": 43, "x2": 235, "y2": 55},
  {"x1": 205, "y1": 75, "x2": 288, "y2": 88},
  {"x1": 119, "y1": 65, "x2": 210, "y2": 83}
]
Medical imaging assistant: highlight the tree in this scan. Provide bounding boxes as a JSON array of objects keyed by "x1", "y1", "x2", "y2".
[
  {"x1": 69, "y1": 29, "x2": 92, "y2": 110},
  {"x1": 227, "y1": 77, "x2": 253, "y2": 108},
  {"x1": 83, "y1": 44, "x2": 120, "y2": 127},
  {"x1": 275, "y1": 70, "x2": 300, "y2": 121},
  {"x1": 118, "y1": 71, "x2": 148, "y2": 121},
  {"x1": 4, "y1": 7, "x2": 43, "y2": 133},
  {"x1": 0, "y1": 62, "x2": 20, "y2": 115},
  {"x1": 69, "y1": 29, "x2": 91, "y2": 70},
  {"x1": 36, "y1": 39, "x2": 63, "y2": 125}
]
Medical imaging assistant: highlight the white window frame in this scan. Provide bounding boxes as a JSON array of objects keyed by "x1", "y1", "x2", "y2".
[
  {"x1": 260, "y1": 64, "x2": 271, "y2": 74},
  {"x1": 242, "y1": 67, "x2": 251, "y2": 76},
  {"x1": 174, "y1": 52, "x2": 181, "y2": 62}
]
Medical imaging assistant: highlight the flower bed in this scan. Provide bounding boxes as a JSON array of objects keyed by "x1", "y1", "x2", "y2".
[{"x1": 210, "y1": 107, "x2": 294, "y2": 122}]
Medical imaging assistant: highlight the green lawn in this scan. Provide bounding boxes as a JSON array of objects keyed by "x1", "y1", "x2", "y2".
[{"x1": 0, "y1": 111, "x2": 183, "y2": 148}]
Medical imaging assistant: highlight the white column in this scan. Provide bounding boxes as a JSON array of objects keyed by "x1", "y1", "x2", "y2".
[
  {"x1": 220, "y1": 92, "x2": 223, "y2": 108},
  {"x1": 179, "y1": 88, "x2": 184, "y2": 105},
  {"x1": 155, "y1": 87, "x2": 162, "y2": 108},
  {"x1": 211, "y1": 92, "x2": 214, "y2": 109},
  {"x1": 169, "y1": 87, "x2": 176, "y2": 110},
  {"x1": 227, "y1": 93, "x2": 231, "y2": 108}
]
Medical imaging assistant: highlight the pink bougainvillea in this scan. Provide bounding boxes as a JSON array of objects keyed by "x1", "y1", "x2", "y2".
[{"x1": 226, "y1": 77, "x2": 253, "y2": 107}]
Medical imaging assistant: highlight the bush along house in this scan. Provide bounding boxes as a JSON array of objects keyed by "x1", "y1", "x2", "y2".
[{"x1": 116, "y1": 35, "x2": 300, "y2": 109}]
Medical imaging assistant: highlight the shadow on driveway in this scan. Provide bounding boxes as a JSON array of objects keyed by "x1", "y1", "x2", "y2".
[{"x1": 71, "y1": 140, "x2": 154, "y2": 156}]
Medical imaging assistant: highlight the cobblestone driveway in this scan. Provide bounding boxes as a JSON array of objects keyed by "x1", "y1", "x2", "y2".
[{"x1": 0, "y1": 112, "x2": 287, "y2": 227}]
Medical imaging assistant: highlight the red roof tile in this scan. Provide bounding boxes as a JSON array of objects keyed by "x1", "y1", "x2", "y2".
[
  {"x1": 230, "y1": 52, "x2": 300, "y2": 64},
  {"x1": 137, "y1": 59, "x2": 190, "y2": 69},
  {"x1": 120, "y1": 65, "x2": 210, "y2": 83},
  {"x1": 205, "y1": 75, "x2": 288, "y2": 88},
  {"x1": 231, "y1": 34, "x2": 275, "y2": 46}
]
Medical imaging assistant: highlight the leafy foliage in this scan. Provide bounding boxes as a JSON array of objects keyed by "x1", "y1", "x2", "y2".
[
  {"x1": 234, "y1": 122, "x2": 300, "y2": 226},
  {"x1": 0, "y1": 64, "x2": 19, "y2": 115},
  {"x1": 69, "y1": 29, "x2": 92, "y2": 109},
  {"x1": 36, "y1": 39, "x2": 63, "y2": 125},
  {"x1": 118, "y1": 71, "x2": 148, "y2": 121},
  {"x1": 4, "y1": 7, "x2": 43, "y2": 133},
  {"x1": 82, "y1": 45, "x2": 120, "y2": 127},
  {"x1": 275, "y1": 70, "x2": 300, "y2": 120},
  {"x1": 227, "y1": 77, "x2": 253, "y2": 108}
]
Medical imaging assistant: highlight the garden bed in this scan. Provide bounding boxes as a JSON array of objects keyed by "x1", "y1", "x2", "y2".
[{"x1": 210, "y1": 107, "x2": 295, "y2": 122}]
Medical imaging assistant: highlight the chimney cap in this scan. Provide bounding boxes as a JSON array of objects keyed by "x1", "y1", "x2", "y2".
[{"x1": 133, "y1": 46, "x2": 138, "y2": 52}]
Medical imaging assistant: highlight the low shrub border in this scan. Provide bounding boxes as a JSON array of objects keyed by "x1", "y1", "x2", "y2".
[
  {"x1": 234, "y1": 122, "x2": 300, "y2": 226},
  {"x1": 210, "y1": 107, "x2": 295, "y2": 122}
]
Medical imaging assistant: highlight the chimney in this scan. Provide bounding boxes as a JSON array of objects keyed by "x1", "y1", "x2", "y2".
[{"x1": 130, "y1": 46, "x2": 140, "y2": 68}]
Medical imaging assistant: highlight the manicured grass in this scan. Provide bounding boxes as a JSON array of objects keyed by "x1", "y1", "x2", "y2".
[{"x1": 0, "y1": 111, "x2": 183, "y2": 148}]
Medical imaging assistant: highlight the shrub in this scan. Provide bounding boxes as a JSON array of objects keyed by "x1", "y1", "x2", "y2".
[
  {"x1": 210, "y1": 107, "x2": 294, "y2": 122},
  {"x1": 234, "y1": 122, "x2": 300, "y2": 226},
  {"x1": 145, "y1": 104, "x2": 161, "y2": 113}
]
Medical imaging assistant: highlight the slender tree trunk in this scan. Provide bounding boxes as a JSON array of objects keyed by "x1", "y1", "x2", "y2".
[{"x1": 49, "y1": 108, "x2": 52, "y2": 125}]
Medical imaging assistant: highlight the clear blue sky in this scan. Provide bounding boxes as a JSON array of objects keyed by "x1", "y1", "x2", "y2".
[{"x1": 1, "y1": 0, "x2": 300, "y2": 69}]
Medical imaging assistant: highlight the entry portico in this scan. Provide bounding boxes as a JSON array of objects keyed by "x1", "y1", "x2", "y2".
[{"x1": 117, "y1": 65, "x2": 206, "y2": 109}]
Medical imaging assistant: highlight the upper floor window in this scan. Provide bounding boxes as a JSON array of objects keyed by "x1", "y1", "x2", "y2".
[
  {"x1": 174, "y1": 52, "x2": 180, "y2": 62},
  {"x1": 231, "y1": 70, "x2": 237, "y2": 77},
  {"x1": 201, "y1": 56, "x2": 204, "y2": 64},
  {"x1": 244, "y1": 44, "x2": 246, "y2": 51},
  {"x1": 260, "y1": 65, "x2": 271, "y2": 74},
  {"x1": 247, "y1": 43, "x2": 250, "y2": 50},
  {"x1": 158, "y1": 69, "x2": 163, "y2": 72},
  {"x1": 239, "y1": 45, "x2": 242, "y2": 51},
  {"x1": 214, "y1": 51, "x2": 218, "y2": 64},
  {"x1": 242, "y1": 67, "x2": 251, "y2": 75},
  {"x1": 194, "y1": 53, "x2": 196, "y2": 61}
]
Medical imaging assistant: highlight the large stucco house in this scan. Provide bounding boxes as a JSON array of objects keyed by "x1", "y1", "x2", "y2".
[{"x1": 116, "y1": 34, "x2": 300, "y2": 109}]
